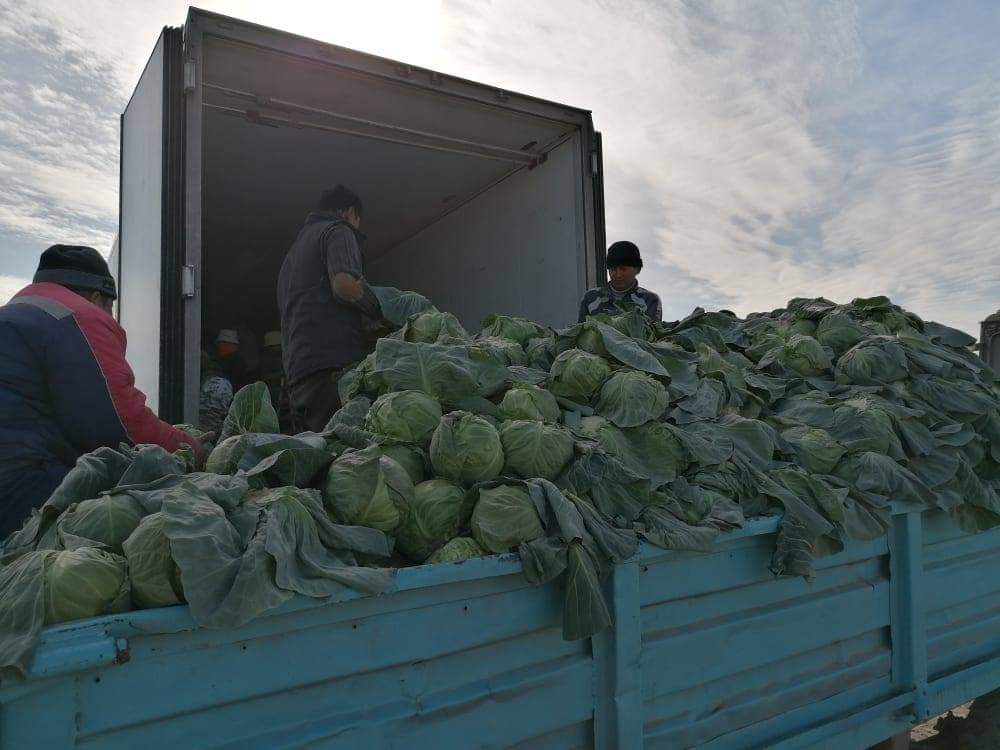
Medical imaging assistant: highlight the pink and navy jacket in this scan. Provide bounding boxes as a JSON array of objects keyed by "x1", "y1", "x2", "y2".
[{"x1": 0, "y1": 283, "x2": 196, "y2": 531}]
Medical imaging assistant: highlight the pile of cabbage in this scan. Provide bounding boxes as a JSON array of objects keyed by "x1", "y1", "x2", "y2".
[{"x1": 1, "y1": 289, "x2": 998, "y2": 680}]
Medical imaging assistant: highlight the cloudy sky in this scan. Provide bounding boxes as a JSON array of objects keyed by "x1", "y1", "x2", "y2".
[{"x1": 1, "y1": 1, "x2": 997, "y2": 336}]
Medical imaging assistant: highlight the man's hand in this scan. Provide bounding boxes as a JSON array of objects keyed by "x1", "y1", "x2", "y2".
[
  {"x1": 331, "y1": 273, "x2": 382, "y2": 319},
  {"x1": 332, "y1": 272, "x2": 365, "y2": 304},
  {"x1": 181, "y1": 431, "x2": 216, "y2": 469}
]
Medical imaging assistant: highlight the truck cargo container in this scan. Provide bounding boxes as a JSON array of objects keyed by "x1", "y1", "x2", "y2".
[{"x1": 114, "y1": 7, "x2": 605, "y2": 424}]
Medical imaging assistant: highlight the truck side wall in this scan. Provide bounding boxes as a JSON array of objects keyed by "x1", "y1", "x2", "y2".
[
  {"x1": 638, "y1": 535, "x2": 894, "y2": 748},
  {"x1": 5, "y1": 512, "x2": 1000, "y2": 749},
  {"x1": 366, "y1": 137, "x2": 587, "y2": 330},
  {"x1": 120, "y1": 36, "x2": 166, "y2": 413}
]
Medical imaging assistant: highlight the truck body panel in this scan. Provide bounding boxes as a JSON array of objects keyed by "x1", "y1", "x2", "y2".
[
  {"x1": 3, "y1": 511, "x2": 998, "y2": 749},
  {"x1": 119, "y1": 30, "x2": 168, "y2": 414}
]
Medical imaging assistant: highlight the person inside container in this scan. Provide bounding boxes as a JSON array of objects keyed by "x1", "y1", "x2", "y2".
[
  {"x1": 0, "y1": 245, "x2": 205, "y2": 536},
  {"x1": 198, "y1": 329, "x2": 251, "y2": 433},
  {"x1": 277, "y1": 185, "x2": 382, "y2": 433},
  {"x1": 578, "y1": 240, "x2": 662, "y2": 323},
  {"x1": 214, "y1": 329, "x2": 252, "y2": 389}
]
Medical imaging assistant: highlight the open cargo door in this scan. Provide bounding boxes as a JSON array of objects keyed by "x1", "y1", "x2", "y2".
[{"x1": 119, "y1": 27, "x2": 185, "y2": 421}]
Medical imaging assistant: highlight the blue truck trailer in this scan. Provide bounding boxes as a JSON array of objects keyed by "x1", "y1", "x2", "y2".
[{"x1": 3, "y1": 508, "x2": 999, "y2": 748}]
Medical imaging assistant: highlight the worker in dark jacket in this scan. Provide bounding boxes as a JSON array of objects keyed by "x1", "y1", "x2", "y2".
[
  {"x1": 0, "y1": 245, "x2": 203, "y2": 536},
  {"x1": 578, "y1": 240, "x2": 662, "y2": 322},
  {"x1": 277, "y1": 186, "x2": 382, "y2": 433}
]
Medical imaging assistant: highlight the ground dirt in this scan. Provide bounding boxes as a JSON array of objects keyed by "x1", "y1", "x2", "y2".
[{"x1": 910, "y1": 704, "x2": 973, "y2": 748}]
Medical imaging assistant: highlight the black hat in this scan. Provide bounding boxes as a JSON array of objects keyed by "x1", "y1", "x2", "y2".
[
  {"x1": 318, "y1": 185, "x2": 363, "y2": 216},
  {"x1": 606, "y1": 240, "x2": 642, "y2": 269},
  {"x1": 33, "y1": 244, "x2": 117, "y2": 300}
]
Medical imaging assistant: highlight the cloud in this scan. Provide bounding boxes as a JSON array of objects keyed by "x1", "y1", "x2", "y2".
[
  {"x1": 0, "y1": 0, "x2": 445, "y2": 270},
  {"x1": 439, "y1": 2, "x2": 860, "y2": 297},
  {"x1": 0, "y1": 275, "x2": 29, "y2": 305},
  {"x1": 0, "y1": 0, "x2": 997, "y2": 337},
  {"x1": 815, "y1": 81, "x2": 1000, "y2": 333},
  {"x1": 437, "y1": 0, "x2": 999, "y2": 336},
  {"x1": 0, "y1": 3, "x2": 122, "y2": 263}
]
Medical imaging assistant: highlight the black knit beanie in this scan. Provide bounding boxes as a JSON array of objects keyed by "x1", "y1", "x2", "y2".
[
  {"x1": 33, "y1": 244, "x2": 118, "y2": 299},
  {"x1": 606, "y1": 241, "x2": 642, "y2": 269},
  {"x1": 318, "y1": 185, "x2": 363, "y2": 216}
]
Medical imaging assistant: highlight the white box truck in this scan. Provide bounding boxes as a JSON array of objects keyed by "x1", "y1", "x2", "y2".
[{"x1": 116, "y1": 7, "x2": 607, "y2": 425}]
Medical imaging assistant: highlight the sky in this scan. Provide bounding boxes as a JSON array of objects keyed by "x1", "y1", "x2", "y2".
[{"x1": 0, "y1": 0, "x2": 997, "y2": 337}]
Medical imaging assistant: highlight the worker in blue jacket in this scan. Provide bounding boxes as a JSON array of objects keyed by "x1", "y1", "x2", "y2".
[{"x1": 578, "y1": 240, "x2": 662, "y2": 322}]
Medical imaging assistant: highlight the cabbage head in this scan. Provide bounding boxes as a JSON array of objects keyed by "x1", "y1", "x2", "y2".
[
  {"x1": 758, "y1": 334, "x2": 832, "y2": 377},
  {"x1": 395, "y1": 479, "x2": 471, "y2": 562},
  {"x1": 404, "y1": 311, "x2": 470, "y2": 343},
  {"x1": 381, "y1": 444, "x2": 426, "y2": 484},
  {"x1": 850, "y1": 296, "x2": 922, "y2": 333},
  {"x1": 219, "y1": 382, "x2": 280, "y2": 442},
  {"x1": 835, "y1": 337, "x2": 909, "y2": 385},
  {"x1": 323, "y1": 445, "x2": 413, "y2": 532},
  {"x1": 833, "y1": 451, "x2": 934, "y2": 506},
  {"x1": 500, "y1": 420, "x2": 575, "y2": 480},
  {"x1": 430, "y1": 411, "x2": 505, "y2": 483},
  {"x1": 57, "y1": 494, "x2": 146, "y2": 553},
  {"x1": 204, "y1": 434, "x2": 249, "y2": 475},
  {"x1": 338, "y1": 353, "x2": 381, "y2": 402},
  {"x1": 828, "y1": 398, "x2": 904, "y2": 459},
  {"x1": 609, "y1": 308, "x2": 653, "y2": 340},
  {"x1": 595, "y1": 370, "x2": 669, "y2": 427},
  {"x1": 471, "y1": 484, "x2": 544, "y2": 553},
  {"x1": 576, "y1": 327, "x2": 611, "y2": 358},
  {"x1": 787, "y1": 319, "x2": 818, "y2": 337},
  {"x1": 426, "y1": 537, "x2": 486, "y2": 564},
  {"x1": 580, "y1": 416, "x2": 687, "y2": 485},
  {"x1": 815, "y1": 311, "x2": 866, "y2": 356},
  {"x1": 526, "y1": 336, "x2": 556, "y2": 370},
  {"x1": 548, "y1": 348, "x2": 611, "y2": 400},
  {"x1": 499, "y1": 385, "x2": 561, "y2": 423},
  {"x1": 781, "y1": 426, "x2": 846, "y2": 475},
  {"x1": 479, "y1": 314, "x2": 545, "y2": 346},
  {"x1": 365, "y1": 390, "x2": 442, "y2": 445},
  {"x1": 744, "y1": 331, "x2": 787, "y2": 363},
  {"x1": 122, "y1": 512, "x2": 184, "y2": 609},
  {"x1": 472, "y1": 337, "x2": 528, "y2": 367},
  {"x1": 44, "y1": 547, "x2": 131, "y2": 624},
  {"x1": 372, "y1": 286, "x2": 436, "y2": 327}
]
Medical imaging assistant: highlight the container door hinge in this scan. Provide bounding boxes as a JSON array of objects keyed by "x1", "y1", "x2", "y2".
[
  {"x1": 181, "y1": 265, "x2": 196, "y2": 298},
  {"x1": 184, "y1": 60, "x2": 196, "y2": 93}
]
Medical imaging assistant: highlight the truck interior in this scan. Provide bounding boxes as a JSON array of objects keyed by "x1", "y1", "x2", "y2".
[{"x1": 197, "y1": 34, "x2": 600, "y2": 377}]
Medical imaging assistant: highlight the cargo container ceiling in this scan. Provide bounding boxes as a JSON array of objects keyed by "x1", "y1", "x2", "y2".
[{"x1": 200, "y1": 36, "x2": 581, "y2": 267}]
